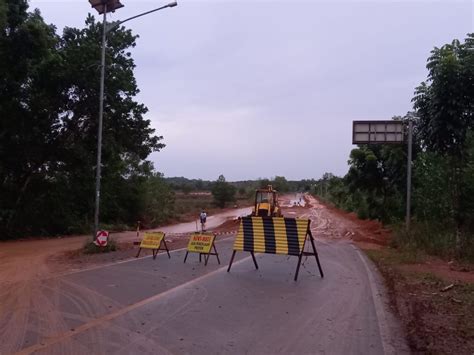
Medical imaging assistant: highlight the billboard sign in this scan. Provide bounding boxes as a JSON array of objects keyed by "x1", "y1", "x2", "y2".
[{"x1": 352, "y1": 120, "x2": 404, "y2": 144}]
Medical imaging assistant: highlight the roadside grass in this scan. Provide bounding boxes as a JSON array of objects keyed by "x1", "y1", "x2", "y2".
[
  {"x1": 390, "y1": 221, "x2": 474, "y2": 262},
  {"x1": 365, "y1": 248, "x2": 426, "y2": 265},
  {"x1": 366, "y1": 248, "x2": 474, "y2": 353}
]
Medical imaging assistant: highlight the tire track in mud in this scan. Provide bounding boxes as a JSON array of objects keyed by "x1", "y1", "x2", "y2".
[
  {"x1": 0, "y1": 280, "x2": 34, "y2": 353},
  {"x1": 41, "y1": 278, "x2": 129, "y2": 354},
  {"x1": 0, "y1": 208, "x2": 247, "y2": 353},
  {"x1": 0, "y1": 261, "x2": 129, "y2": 353},
  {"x1": 111, "y1": 286, "x2": 209, "y2": 354},
  {"x1": 15, "y1": 255, "x2": 252, "y2": 354},
  {"x1": 303, "y1": 195, "x2": 377, "y2": 242}
]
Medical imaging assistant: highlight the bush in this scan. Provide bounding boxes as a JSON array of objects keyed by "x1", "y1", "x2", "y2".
[{"x1": 392, "y1": 221, "x2": 474, "y2": 261}]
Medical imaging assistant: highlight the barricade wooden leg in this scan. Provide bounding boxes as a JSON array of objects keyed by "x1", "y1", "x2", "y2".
[
  {"x1": 153, "y1": 249, "x2": 158, "y2": 260},
  {"x1": 251, "y1": 252, "x2": 259, "y2": 270},
  {"x1": 309, "y1": 235, "x2": 324, "y2": 278},
  {"x1": 213, "y1": 244, "x2": 221, "y2": 264},
  {"x1": 184, "y1": 251, "x2": 189, "y2": 263},
  {"x1": 294, "y1": 252, "x2": 303, "y2": 281},
  {"x1": 136, "y1": 248, "x2": 142, "y2": 258},
  {"x1": 162, "y1": 239, "x2": 171, "y2": 259},
  {"x1": 204, "y1": 253, "x2": 210, "y2": 266},
  {"x1": 199, "y1": 253, "x2": 202, "y2": 263},
  {"x1": 227, "y1": 250, "x2": 236, "y2": 272}
]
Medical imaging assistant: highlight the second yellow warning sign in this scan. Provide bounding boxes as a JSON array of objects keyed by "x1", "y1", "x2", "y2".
[
  {"x1": 187, "y1": 232, "x2": 215, "y2": 253},
  {"x1": 184, "y1": 232, "x2": 220, "y2": 266}
]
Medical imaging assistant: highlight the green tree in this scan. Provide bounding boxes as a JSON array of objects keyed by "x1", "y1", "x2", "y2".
[
  {"x1": 258, "y1": 178, "x2": 271, "y2": 189},
  {"x1": 0, "y1": 0, "x2": 64, "y2": 235},
  {"x1": 273, "y1": 176, "x2": 289, "y2": 192},
  {"x1": 139, "y1": 172, "x2": 175, "y2": 227},
  {"x1": 343, "y1": 138, "x2": 406, "y2": 222},
  {"x1": 0, "y1": 1, "x2": 7, "y2": 29},
  {"x1": 58, "y1": 16, "x2": 164, "y2": 225},
  {"x1": 0, "y1": 3, "x2": 168, "y2": 238},
  {"x1": 413, "y1": 34, "x2": 474, "y2": 250},
  {"x1": 412, "y1": 152, "x2": 452, "y2": 222},
  {"x1": 211, "y1": 175, "x2": 236, "y2": 208}
]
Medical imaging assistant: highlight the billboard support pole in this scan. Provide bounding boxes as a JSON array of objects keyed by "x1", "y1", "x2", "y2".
[{"x1": 406, "y1": 119, "x2": 413, "y2": 231}]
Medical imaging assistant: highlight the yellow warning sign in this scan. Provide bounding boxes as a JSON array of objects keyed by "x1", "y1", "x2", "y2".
[
  {"x1": 140, "y1": 232, "x2": 165, "y2": 249},
  {"x1": 187, "y1": 233, "x2": 215, "y2": 254}
]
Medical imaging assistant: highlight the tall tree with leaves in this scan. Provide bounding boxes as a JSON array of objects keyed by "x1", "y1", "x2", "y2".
[
  {"x1": 273, "y1": 176, "x2": 289, "y2": 192},
  {"x1": 0, "y1": 3, "x2": 167, "y2": 237},
  {"x1": 56, "y1": 15, "x2": 165, "y2": 225},
  {"x1": 0, "y1": 0, "x2": 64, "y2": 234},
  {"x1": 211, "y1": 175, "x2": 236, "y2": 208},
  {"x1": 413, "y1": 34, "x2": 474, "y2": 250}
]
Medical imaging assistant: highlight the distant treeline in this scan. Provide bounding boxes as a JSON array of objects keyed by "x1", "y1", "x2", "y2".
[
  {"x1": 165, "y1": 176, "x2": 317, "y2": 194},
  {"x1": 316, "y1": 34, "x2": 474, "y2": 260}
]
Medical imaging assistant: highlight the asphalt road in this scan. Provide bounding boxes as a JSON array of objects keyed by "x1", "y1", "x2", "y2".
[{"x1": 8, "y1": 232, "x2": 408, "y2": 354}]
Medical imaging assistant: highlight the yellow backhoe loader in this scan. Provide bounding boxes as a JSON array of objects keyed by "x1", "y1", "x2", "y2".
[{"x1": 251, "y1": 185, "x2": 282, "y2": 217}]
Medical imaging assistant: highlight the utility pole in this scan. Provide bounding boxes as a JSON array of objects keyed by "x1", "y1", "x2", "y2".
[
  {"x1": 94, "y1": 2, "x2": 108, "y2": 240},
  {"x1": 406, "y1": 119, "x2": 413, "y2": 231}
]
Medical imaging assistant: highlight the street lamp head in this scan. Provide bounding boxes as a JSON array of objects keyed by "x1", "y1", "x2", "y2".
[
  {"x1": 168, "y1": 1, "x2": 178, "y2": 7},
  {"x1": 89, "y1": 0, "x2": 124, "y2": 14}
]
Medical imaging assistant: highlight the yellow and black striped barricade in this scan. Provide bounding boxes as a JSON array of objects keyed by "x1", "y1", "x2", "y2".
[
  {"x1": 184, "y1": 232, "x2": 220, "y2": 266},
  {"x1": 136, "y1": 232, "x2": 171, "y2": 259},
  {"x1": 227, "y1": 217, "x2": 324, "y2": 281}
]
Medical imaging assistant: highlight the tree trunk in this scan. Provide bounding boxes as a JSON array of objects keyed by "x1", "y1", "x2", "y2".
[
  {"x1": 450, "y1": 156, "x2": 464, "y2": 256},
  {"x1": 5, "y1": 174, "x2": 32, "y2": 232}
]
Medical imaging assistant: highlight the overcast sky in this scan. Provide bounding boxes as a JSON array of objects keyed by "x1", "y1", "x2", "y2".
[{"x1": 30, "y1": 0, "x2": 473, "y2": 181}]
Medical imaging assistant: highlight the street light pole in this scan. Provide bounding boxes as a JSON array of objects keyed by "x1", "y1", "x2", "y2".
[
  {"x1": 94, "y1": 3, "x2": 108, "y2": 240},
  {"x1": 89, "y1": 0, "x2": 177, "y2": 240},
  {"x1": 106, "y1": 1, "x2": 177, "y2": 33}
]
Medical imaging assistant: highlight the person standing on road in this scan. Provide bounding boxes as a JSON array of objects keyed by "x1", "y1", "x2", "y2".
[{"x1": 200, "y1": 210, "x2": 207, "y2": 232}]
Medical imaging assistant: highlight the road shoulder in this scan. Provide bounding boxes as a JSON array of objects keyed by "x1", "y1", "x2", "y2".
[
  {"x1": 352, "y1": 245, "x2": 410, "y2": 354},
  {"x1": 365, "y1": 248, "x2": 474, "y2": 354}
]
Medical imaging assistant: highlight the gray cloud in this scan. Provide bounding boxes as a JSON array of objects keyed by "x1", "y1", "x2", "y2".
[{"x1": 31, "y1": 0, "x2": 473, "y2": 180}]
